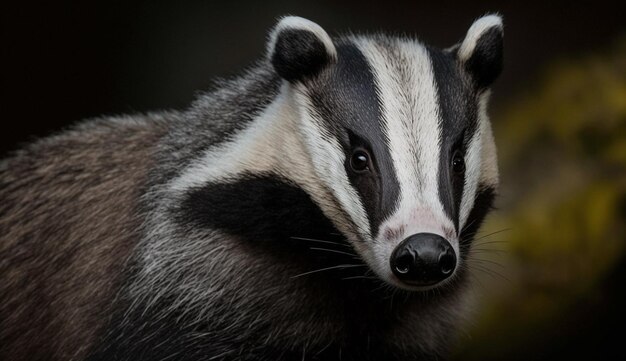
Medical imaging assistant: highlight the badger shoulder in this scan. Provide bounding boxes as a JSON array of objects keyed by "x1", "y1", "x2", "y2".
[{"x1": 0, "y1": 112, "x2": 176, "y2": 361}]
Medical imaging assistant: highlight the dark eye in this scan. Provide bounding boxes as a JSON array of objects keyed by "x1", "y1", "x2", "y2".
[
  {"x1": 350, "y1": 149, "x2": 370, "y2": 172},
  {"x1": 452, "y1": 151, "x2": 465, "y2": 174}
]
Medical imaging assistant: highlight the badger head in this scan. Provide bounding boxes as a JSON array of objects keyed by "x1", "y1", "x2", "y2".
[{"x1": 268, "y1": 15, "x2": 502, "y2": 291}]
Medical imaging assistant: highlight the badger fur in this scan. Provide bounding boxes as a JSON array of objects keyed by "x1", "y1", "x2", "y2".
[{"x1": 0, "y1": 15, "x2": 503, "y2": 361}]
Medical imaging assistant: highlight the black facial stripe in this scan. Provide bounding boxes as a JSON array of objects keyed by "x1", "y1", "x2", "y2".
[
  {"x1": 306, "y1": 41, "x2": 400, "y2": 237},
  {"x1": 178, "y1": 174, "x2": 343, "y2": 244},
  {"x1": 459, "y1": 185, "x2": 496, "y2": 258},
  {"x1": 428, "y1": 46, "x2": 478, "y2": 231}
]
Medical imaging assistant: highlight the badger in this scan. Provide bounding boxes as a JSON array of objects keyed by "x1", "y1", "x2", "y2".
[{"x1": 0, "y1": 14, "x2": 503, "y2": 361}]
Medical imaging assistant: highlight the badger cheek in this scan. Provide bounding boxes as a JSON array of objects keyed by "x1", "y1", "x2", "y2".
[{"x1": 346, "y1": 240, "x2": 388, "y2": 281}]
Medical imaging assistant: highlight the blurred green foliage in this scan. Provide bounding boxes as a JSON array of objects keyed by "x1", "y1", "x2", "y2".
[{"x1": 452, "y1": 37, "x2": 626, "y2": 360}]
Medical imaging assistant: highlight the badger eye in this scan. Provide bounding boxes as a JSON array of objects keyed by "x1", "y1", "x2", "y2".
[
  {"x1": 452, "y1": 151, "x2": 465, "y2": 174},
  {"x1": 350, "y1": 150, "x2": 370, "y2": 172}
]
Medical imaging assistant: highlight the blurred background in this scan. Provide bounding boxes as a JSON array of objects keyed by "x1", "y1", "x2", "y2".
[{"x1": 2, "y1": 1, "x2": 625, "y2": 360}]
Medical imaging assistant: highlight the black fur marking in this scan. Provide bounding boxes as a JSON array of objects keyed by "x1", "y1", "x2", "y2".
[
  {"x1": 307, "y1": 42, "x2": 400, "y2": 237},
  {"x1": 176, "y1": 174, "x2": 373, "y2": 284},
  {"x1": 463, "y1": 27, "x2": 503, "y2": 90},
  {"x1": 459, "y1": 185, "x2": 496, "y2": 257},
  {"x1": 178, "y1": 174, "x2": 341, "y2": 245},
  {"x1": 428, "y1": 47, "x2": 478, "y2": 231},
  {"x1": 272, "y1": 29, "x2": 331, "y2": 82}
]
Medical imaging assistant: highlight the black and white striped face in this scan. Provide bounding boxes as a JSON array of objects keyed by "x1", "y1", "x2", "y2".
[{"x1": 269, "y1": 16, "x2": 502, "y2": 290}]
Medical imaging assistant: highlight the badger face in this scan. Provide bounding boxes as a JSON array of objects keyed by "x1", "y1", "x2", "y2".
[{"x1": 269, "y1": 16, "x2": 502, "y2": 291}]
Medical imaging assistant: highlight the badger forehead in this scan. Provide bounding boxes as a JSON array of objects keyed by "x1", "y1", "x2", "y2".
[{"x1": 298, "y1": 34, "x2": 481, "y2": 239}]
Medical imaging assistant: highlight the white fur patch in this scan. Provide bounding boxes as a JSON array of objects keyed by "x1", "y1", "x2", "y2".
[
  {"x1": 267, "y1": 16, "x2": 337, "y2": 61},
  {"x1": 168, "y1": 88, "x2": 292, "y2": 192},
  {"x1": 459, "y1": 123, "x2": 482, "y2": 231},
  {"x1": 458, "y1": 14, "x2": 503, "y2": 62},
  {"x1": 294, "y1": 89, "x2": 372, "y2": 241},
  {"x1": 477, "y1": 91, "x2": 499, "y2": 187},
  {"x1": 459, "y1": 92, "x2": 499, "y2": 231}
]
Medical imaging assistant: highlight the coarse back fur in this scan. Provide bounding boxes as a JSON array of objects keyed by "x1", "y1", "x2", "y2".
[{"x1": 0, "y1": 114, "x2": 172, "y2": 360}]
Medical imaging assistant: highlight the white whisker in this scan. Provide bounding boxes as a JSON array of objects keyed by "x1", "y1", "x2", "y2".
[
  {"x1": 291, "y1": 264, "x2": 366, "y2": 279},
  {"x1": 309, "y1": 247, "x2": 358, "y2": 257}
]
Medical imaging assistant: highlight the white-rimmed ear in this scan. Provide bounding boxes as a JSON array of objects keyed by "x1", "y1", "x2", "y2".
[
  {"x1": 456, "y1": 14, "x2": 503, "y2": 90},
  {"x1": 267, "y1": 16, "x2": 337, "y2": 82}
]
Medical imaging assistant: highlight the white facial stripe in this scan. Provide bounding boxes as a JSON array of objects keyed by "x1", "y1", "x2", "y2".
[
  {"x1": 459, "y1": 122, "x2": 482, "y2": 231},
  {"x1": 168, "y1": 84, "x2": 322, "y2": 195},
  {"x1": 356, "y1": 38, "x2": 455, "y2": 245},
  {"x1": 459, "y1": 91, "x2": 499, "y2": 231},
  {"x1": 168, "y1": 88, "x2": 292, "y2": 193},
  {"x1": 477, "y1": 91, "x2": 499, "y2": 186},
  {"x1": 295, "y1": 89, "x2": 372, "y2": 240}
]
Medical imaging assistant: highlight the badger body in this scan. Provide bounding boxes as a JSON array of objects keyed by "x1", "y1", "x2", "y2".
[{"x1": 0, "y1": 16, "x2": 503, "y2": 361}]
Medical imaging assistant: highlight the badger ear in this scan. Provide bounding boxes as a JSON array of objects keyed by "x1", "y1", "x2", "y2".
[
  {"x1": 456, "y1": 14, "x2": 503, "y2": 90},
  {"x1": 267, "y1": 16, "x2": 336, "y2": 82}
]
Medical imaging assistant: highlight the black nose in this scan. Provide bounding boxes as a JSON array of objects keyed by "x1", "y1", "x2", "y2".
[{"x1": 390, "y1": 233, "x2": 456, "y2": 286}]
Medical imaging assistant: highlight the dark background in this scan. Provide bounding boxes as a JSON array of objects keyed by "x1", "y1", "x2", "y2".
[
  {"x1": 2, "y1": 0, "x2": 624, "y2": 155},
  {"x1": 3, "y1": 1, "x2": 626, "y2": 360}
]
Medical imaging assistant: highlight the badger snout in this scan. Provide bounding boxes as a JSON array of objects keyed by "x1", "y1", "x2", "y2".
[{"x1": 390, "y1": 233, "x2": 456, "y2": 287}]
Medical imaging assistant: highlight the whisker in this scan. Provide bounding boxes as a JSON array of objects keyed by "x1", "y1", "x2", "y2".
[
  {"x1": 473, "y1": 240, "x2": 510, "y2": 247},
  {"x1": 461, "y1": 228, "x2": 512, "y2": 247},
  {"x1": 469, "y1": 264, "x2": 498, "y2": 278},
  {"x1": 309, "y1": 247, "x2": 358, "y2": 257},
  {"x1": 341, "y1": 275, "x2": 378, "y2": 281},
  {"x1": 291, "y1": 264, "x2": 366, "y2": 279},
  {"x1": 469, "y1": 264, "x2": 511, "y2": 283},
  {"x1": 460, "y1": 218, "x2": 480, "y2": 235},
  {"x1": 468, "y1": 272, "x2": 487, "y2": 290},
  {"x1": 372, "y1": 282, "x2": 390, "y2": 294},
  {"x1": 466, "y1": 257, "x2": 505, "y2": 269},
  {"x1": 472, "y1": 228, "x2": 512, "y2": 242},
  {"x1": 470, "y1": 247, "x2": 508, "y2": 254},
  {"x1": 290, "y1": 236, "x2": 351, "y2": 248}
]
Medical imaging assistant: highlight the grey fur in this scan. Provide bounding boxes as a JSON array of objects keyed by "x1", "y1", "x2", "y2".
[{"x1": 0, "y1": 114, "x2": 174, "y2": 360}]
